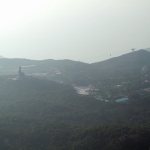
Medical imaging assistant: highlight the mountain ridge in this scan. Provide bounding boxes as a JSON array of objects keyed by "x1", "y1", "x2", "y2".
[
  {"x1": 0, "y1": 50, "x2": 150, "y2": 85},
  {"x1": 91, "y1": 50, "x2": 150, "y2": 66}
]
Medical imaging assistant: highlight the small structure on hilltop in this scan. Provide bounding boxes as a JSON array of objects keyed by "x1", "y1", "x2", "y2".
[{"x1": 18, "y1": 66, "x2": 25, "y2": 79}]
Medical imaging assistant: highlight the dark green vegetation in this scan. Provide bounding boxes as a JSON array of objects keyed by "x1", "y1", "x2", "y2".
[
  {"x1": 0, "y1": 50, "x2": 150, "y2": 149},
  {"x1": 0, "y1": 77, "x2": 150, "y2": 149}
]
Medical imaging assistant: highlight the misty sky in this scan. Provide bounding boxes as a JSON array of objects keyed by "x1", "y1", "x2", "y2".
[{"x1": 0, "y1": 0, "x2": 150, "y2": 63}]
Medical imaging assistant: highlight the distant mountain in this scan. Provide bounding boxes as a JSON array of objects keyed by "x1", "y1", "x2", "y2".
[
  {"x1": 77, "y1": 50, "x2": 150, "y2": 85},
  {"x1": 0, "y1": 50, "x2": 150, "y2": 85},
  {"x1": 91, "y1": 50, "x2": 150, "y2": 69},
  {"x1": 0, "y1": 58, "x2": 89, "y2": 84},
  {"x1": 144, "y1": 47, "x2": 150, "y2": 52},
  {"x1": 0, "y1": 50, "x2": 149, "y2": 74}
]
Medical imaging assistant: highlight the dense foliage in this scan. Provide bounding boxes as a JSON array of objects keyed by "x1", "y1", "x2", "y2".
[{"x1": 0, "y1": 76, "x2": 150, "y2": 149}]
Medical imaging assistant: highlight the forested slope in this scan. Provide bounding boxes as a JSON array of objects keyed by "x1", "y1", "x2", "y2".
[
  {"x1": 0, "y1": 50, "x2": 150, "y2": 149},
  {"x1": 0, "y1": 77, "x2": 150, "y2": 149}
]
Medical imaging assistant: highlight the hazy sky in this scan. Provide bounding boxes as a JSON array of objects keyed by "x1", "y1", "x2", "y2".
[{"x1": 0, "y1": 0, "x2": 150, "y2": 63}]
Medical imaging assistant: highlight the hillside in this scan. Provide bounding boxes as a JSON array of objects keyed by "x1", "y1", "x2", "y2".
[
  {"x1": 91, "y1": 50, "x2": 150, "y2": 70},
  {"x1": 0, "y1": 50, "x2": 149, "y2": 149},
  {"x1": 0, "y1": 58, "x2": 88, "y2": 74},
  {"x1": 0, "y1": 50, "x2": 150, "y2": 85},
  {"x1": 0, "y1": 50, "x2": 150, "y2": 74},
  {"x1": 0, "y1": 76, "x2": 150, "y2": 149}
]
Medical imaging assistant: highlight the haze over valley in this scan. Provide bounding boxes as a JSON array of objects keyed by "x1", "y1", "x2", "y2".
[{"x1": 1, "y1": 0, "x2": 150, "y2": 149}]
